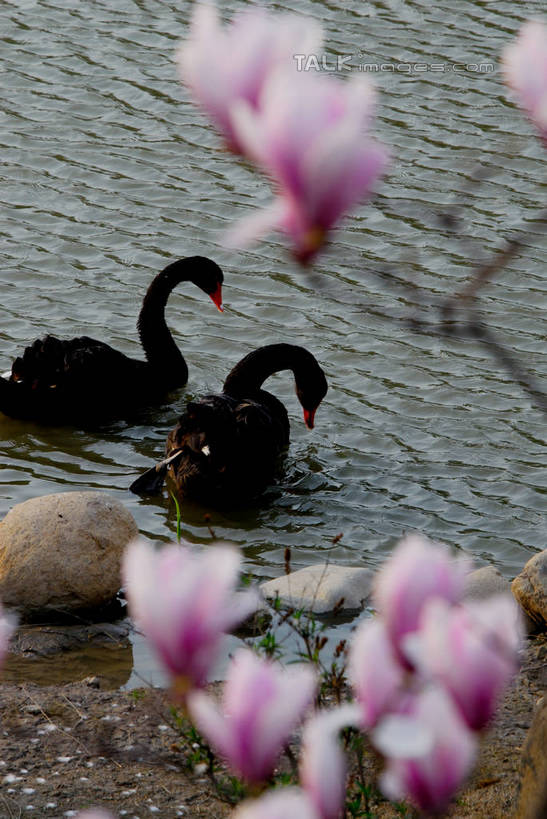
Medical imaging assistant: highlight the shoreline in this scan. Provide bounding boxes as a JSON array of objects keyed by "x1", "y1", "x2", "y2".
[{"x1": 0, "y1": 633, "x2": 544, "y2": 818}]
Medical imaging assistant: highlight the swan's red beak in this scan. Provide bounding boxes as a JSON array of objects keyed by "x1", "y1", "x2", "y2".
[
  {"x1": 303, "y1": 408, "x2": 316, "y2": 429},
  {"x1": 209, "y1": 283, "x2": 223, "y2": 312}
]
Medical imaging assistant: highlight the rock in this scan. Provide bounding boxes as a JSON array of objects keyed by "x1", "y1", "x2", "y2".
[
  {"x1": 260, "y1": 564, "x2": 374, "y2": 614},
  {"x1": 514, "y1": 695, "x2": 547, "y2": 819},
  {"x1": 512, "y1": 550, "x2": 547, "y2": 633},
  {"x1": 463, "y1": 566, "x2": 510, "y2": 601},
  {"x1": 0, "y1": 492, "x2": 138, "y2": 619},
  {"x1": 10, "y1": 621, "x2": 131, "y2": 658},
  {"x1": 2, "y1": 621, "x2": 133, "y2": 687}
]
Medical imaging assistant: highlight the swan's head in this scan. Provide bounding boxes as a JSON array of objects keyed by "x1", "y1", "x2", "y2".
[
  {"x1": 296, "y1": 368, "x2": 328, "y2": 430},
  {"x1": 192, "y1": 257, "x2": 224, "y2": 312}
]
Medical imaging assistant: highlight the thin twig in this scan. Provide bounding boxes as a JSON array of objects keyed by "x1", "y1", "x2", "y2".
[{"x1": 308, "y1": 206, "x2": 547, "y2": 416}]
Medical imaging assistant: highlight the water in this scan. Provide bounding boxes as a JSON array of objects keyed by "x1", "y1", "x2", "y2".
[{"x1": 1, "y1": 0, "x2": 545, "y2": 685}]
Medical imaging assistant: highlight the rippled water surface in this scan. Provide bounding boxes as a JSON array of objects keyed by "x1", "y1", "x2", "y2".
[{"x1": 1, "y1": 0, "x2": 545, "y2": 685}]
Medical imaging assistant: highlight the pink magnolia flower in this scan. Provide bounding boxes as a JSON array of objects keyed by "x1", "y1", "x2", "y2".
[
  {"x1": 378, "y1": 686, "x2": 477, "y2": 815},
  {"x1": 418, "y1": 595, "x2": 522, "y2": 730},
  {"x1": 228, "y1": 68, "x2": 389, "y2": 263},
  {"x1": 502, "y1": 20, "x2": 547, "y2": 145},
  {"x1": 177, "y1": 3, "x2": 322, "y2": 153},
  {"x1": 188, "y1": 648, "x2": 316, "y2": 783},
  {"x1": 373, "y1": 534, "x2": 469, "y2": 665},
  {"x1": 348, "y1": 618, "x2": 404, "y2": 729},
  {"x1": 300, "y1": 705, "x2": 360, "y2": 819},
  {"x1": 232, "y1": 788, "x2": 319, "y2": 819},
  {"x1": 122, "y1": 539, "x2": 258, "y2": 695},
  {"x1": 0, "y1": 600, "x2": 16, "y2": 668}
]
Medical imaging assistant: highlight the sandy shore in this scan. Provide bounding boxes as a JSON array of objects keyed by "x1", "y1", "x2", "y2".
[{"x1": 0, "y1": 634, "x2": 545, "y2": 818}]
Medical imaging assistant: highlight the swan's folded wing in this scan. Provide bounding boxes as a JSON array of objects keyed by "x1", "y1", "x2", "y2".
[
  {"x1": 14, "y1": 335, "x2": 126, "y2": 392},
  {"x1": 233, "y1": 398, "x2": 289, "y2": 458}
]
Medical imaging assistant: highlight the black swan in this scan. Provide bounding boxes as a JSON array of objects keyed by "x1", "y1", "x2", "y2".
[
  {"x1": 0, "y1": 256, "x2": 224, "y2": 425},
  {"x1": 130, "y1": 343, "x2": 328, "y2": 503}
]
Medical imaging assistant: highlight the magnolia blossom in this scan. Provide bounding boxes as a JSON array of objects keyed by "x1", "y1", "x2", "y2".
[
  {"x1": 373, "y1": 534, "x2": 469, "y2": 664},
  {"x1": 122, "y1": 539, "x2": 258, "y2": 694},
  {"x1": 228, "y1": 68, "x2": 389, "y2": 263},
  {"x1": 418, "y1": 595, "x2": 522, "y2": 730},
  {"x1": 379, "y1": 686, "x2": 477, "y2": 815},
  {"x1": 232, "y1": 788, "x2": 319, "y2": 819},
  {"x1": 177, "y1": 3, "x2": 322, "y2": 152},
  {"x1": 502, "y1": 20, "x2": 547, "y2": 145},
  {"x1": 0, "y1": 600, "x2": 16, "y2": 668},
  {"x1": 300, "y1": 705, "x2": 360, "y2": 819},
  {"x1": 188, "y1": 648, "x2": 316, "y2": 782},
  {"x1": 348, "y1": 618, "x2": 404, "y2": 729}
]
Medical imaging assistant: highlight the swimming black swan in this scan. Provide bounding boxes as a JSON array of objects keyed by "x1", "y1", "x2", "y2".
[
  {"x1": 130, "y1": 343, "x2": 328, "y2": 503},
  {"x1": 0, "y1": 256, "x2": 224, "y2": 425}
]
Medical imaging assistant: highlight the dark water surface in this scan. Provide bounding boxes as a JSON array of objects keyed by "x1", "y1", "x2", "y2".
[{"x1": 1, "y1": 0, "x2": 545, "y2": 686}]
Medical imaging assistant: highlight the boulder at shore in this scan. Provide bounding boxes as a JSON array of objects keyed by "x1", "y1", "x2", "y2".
[
  {"x1": 512, "y1": 549, "x2": 547, "y2": 632},
  {"x1": 463, "y1": 565, "x2": 510, "y2": 601},
  {"x1": 260, "y1": 563, "x2": 373, "y2": 614},
  {"x1": 514, "y1": 695, "x2": 547, "y2": 819},
  {"x1": 0, "y1": 492, "x2": 138, "y2": 619}
]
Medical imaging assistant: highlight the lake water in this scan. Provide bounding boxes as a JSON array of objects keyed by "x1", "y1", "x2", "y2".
[{"x1": 1, "y1": 0, "x2": 545, "y2": 687}]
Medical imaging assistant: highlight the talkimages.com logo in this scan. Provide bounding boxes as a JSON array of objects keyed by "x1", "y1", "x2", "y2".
[{"x1": 293, "y1": 54, "x2": 495, "y2": 74}]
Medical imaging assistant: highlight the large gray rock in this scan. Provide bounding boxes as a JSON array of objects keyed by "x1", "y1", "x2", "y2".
[
  {"x1": 3, "y1": 622, "x2": 133, "y2": 687},
  {"x1": 512, "y1": 550, "x2": 547, "y2": 632},
  {"x1": 514, "y1": 695, "x2": 547, "y2": 819},
  {"x1": 260, "y1": 564, "x2": 374, "y2": 614},
  {"x1": 463, "y1": 566, "x2": 510, "y2": 601},
  {"x1": 10, "y1": 621, "x2": 131, "y2": 657},
  {"x1": 0, "y1": 492, "x2": 138, "y2": 618}
]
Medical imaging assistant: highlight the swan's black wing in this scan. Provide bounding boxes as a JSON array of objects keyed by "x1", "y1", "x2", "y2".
[
  {"x1": 2, "y1": 334, "x2": 150, "y2": 423},
  {"x1": 12, "y1": 335, "x2": 135, "y2": 389}
]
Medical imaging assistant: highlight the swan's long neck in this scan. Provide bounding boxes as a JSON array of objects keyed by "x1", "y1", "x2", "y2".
[
  {"x1": 223, "y1": 344, "x2": 314, "y2": 397},
  {"x1": 137, "y1": 259, "x2": 196, "y2": 386}
]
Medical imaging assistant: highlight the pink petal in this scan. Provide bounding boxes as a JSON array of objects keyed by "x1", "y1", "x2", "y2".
[
  {"x1": 379, "y1": 686, "x2": 477, "y2": 815},
  {"x1": 372, "y1": 714, "x2": 433, "y2": 759},
  {"x1": 373, "y1": 534, "x2": 470, "y2": 664},
  {"x1": 348, "y1": 618, "x2": 404, "y2": 729},
  {"x1": 419, "y1": 595, "x2": 522, "y2": 730},
  {"x1": 177, "y1": 4, "x2": 323, "y2": 153},
  {"x1": 0, "y1": 602, "x2": 16, "y2": 669},
  {"x1": 300, "y1": 705, "x2": 361, "y2": 819},
  {"x1": 229, "y1": 67, "x2": 389, "y2": 262},
  {"x1": 188, "y1": 649, "x2": 316, "y2": 783},
  {"x1": 224, "y1": 201, "x2": 287, "y2": 250},
  {"x1": 502, "y1": 20, "x2": 547, "y2": 144},
  {"x1": 232, "y1": 788, "x2": 319, "y2": 819},
  {"x1": 187, "y1": 689, "x2": 231, "y2": 758},
  {"x1": 122, "y1": 539, "x2": 255, "y2": 689},
  {"x1": 303, "y1": 129, "x2": 389, "y2": 230}
]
